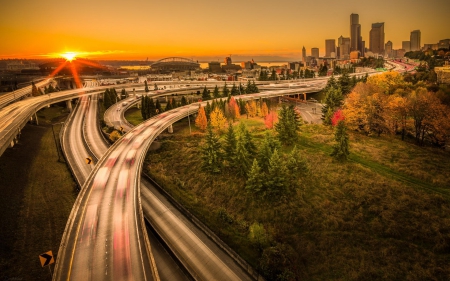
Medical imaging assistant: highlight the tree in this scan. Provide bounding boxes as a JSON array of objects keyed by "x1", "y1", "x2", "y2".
[
  {"x1": 144, "y1": 80, "x2": 149, "y2": 92},
  {"x1": 210, "y1": 107, "x2": 227, "y2": 133},
  {"x1": 154, "y1": 83, "x2": 158, "y2": 90},
  {"x1": 223, "y1": 122, "x2": 237, "y2": 165},
  {"x1": 148, "y1": 98, "x2": 156, "y2": 117},
  {"x1": 286, "y1": 146, "x2": 308, "y2": 188},
  {"x1": 322, "y1": 86, "x2": 343, "y2": 125},
  {"x1": 155, "y1": 99, "x2": 162, "y2": 113},
  {"x1": 195, "y1": 105, "x2": 208, "y2": 130},
  {"x1": 141, "y1": 95, "x2": 148, "y2": 119},
  {"x1": 234, "y1": 129, "x2": 251, "y2": 177},
  {"x1": 228, "y1": 97, "x2": 240, "y2": 121},
  {"x1": 265, "y1": 110, "x2": 278, "y2": 129},
  {"x1": 260, "y1": 102, "x2": 269, "y2": 118},
  {"x1": 275, "y1": 105, "x2": 301, "y2": 145},
  {"x1": 222, "y1": 84, "x2": 230, "y2": 97},
  {"x1": 331, "y1": 120, "x2": 350, "y2": 161},
  {"x1": 248, "y1": 222, "x2": 268, "y2": 249},
  {"x1": 31, "y1": 82, "x2": 39, "y2": 97},
  {"x1": 239, "y1": 123, "x2": 257, "y2": 156},
  {"x1": 201, "y1": 124, "x2": 223, "y2": 173},
  {"x1": 213, "y1": 85, "x2": 220, "y2": 98},
  {"x1": 270, "y1": 69, "x2": 277, "y2": 80},
  {"x1": 231, "y1": 84, "x2": 239, "y2": 96},
  {"x1": 202, "y1": 86, "x2": 210, "y2": 100},
  {"x1": 246, "y1": 160, "x2": 264, "y2": 195},
  {"x1": 109, "y1": 130, "x2": 121, "y2": 142},
  {"x1": 257, "y1": 131, "x2": 281, "y2": 171},
  {"x1": 367, "y1": 71, "x2": 405, "y2": 95},
  {"x1": 181, "y1": 96, "x2": 188, "y2": 106},
  {"x1": 338, "y1": 71, "x2": 352, "y2": 95},
  {"x1": 266, "y1": 149, "x2": 288, "y2": 199}
]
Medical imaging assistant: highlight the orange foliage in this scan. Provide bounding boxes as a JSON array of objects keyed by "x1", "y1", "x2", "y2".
[{"x1": 195, "y1": 105, "x2": 207, "y2": 130}]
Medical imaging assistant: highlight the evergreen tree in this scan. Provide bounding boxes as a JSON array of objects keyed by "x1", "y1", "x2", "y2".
[
  {"x1": 270, "y1": 69, "x2": 277, "y2": 80},
  {"x1": 265, "y1": 149, "x2": 288, "y2": 199},
  {"x1": 202, "y1": 86, "x2": 210, "y2": 100},
  {"x1": 338, "y1": 71, "x2": 352, "y2": 95},
  {"x1": 231, "y1": 84, "x2": 239, "y2": 96},
  {"x1": 234, "y1": 132, "x2": 251, "y2": 177},
  {"x1": 286, "y1": 146, "x2": 308, "y2": 188},
  {"x1": 245, "y1": 80, "x2": 253, "y2": 94},
  {"x1": 148, "y1": 98, "x2": 155, "y2": 117},
  {"x1": 238, "y1": 83, "x2": 244, "y2": 94},
  {"x1": 331, "y1": 120, "x2": 350, "y2": 161},
  {"x1": 275, "y1": 104, "x2": 301, "y2": 145},
  {"x1": 257, "y1": 131, "x2": 281, "y2": 171},
  {"x1": 154, "y1": 83, "x2": 158, "y2": 90},
  {"x1": 223, "y1": 122, "x2": 237, "y2": 165},
  {"x1": 222, "y1": 83, "x2": 230, "y2": 97},
  {"x1": 155, "y1": 99, "x2": 162, "y2": 113},
  {"x1": 321, "y1": 86, "x2": 343, "y2": 125},
  {"x1": 31, "y1": 82, "x2": 39, "y2": 97},
  {"x1": 144, "y1": 80, "x2": 149, "y2": 92},
  {"x1": 141, "y1": 95, "x2": 148, "y2": 119},
  {"x1": 246, "y1": 159, "x2": 264, "y2": 195},
  {"x1": 205, "y1": 101, "x2": 212, "y2": 119},
  {"x1": 201, "y1": 124, "x2": 223, "y2": 173},
  {"x1": 181, "y1": 96, "x2": 188, "y2": 106},
  {"x1": 213, "y1": 85, "x2": 220, "y2": 98}
]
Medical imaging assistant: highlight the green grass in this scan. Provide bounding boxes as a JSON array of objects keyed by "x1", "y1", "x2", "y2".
[
  {"x1": 146, "y1": 117, "x2": 450, "y2": 280},
  {"x1": 124, "y1": 107, "x2": 144, "y2": 126},
  {"x1": 0, "y1": 106, "x2": 76, "y2": 281}
]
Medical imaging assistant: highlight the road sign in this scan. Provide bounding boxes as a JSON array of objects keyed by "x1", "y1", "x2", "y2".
[
  {"x1": 120, "y1": 126, "x2": 123, "y2": 132},
  {"x1": 85, "y1": 157, "x2": 92, "y2": 165},
  {"x1": 39, "y1": 251, "x2": 55, "y2": 267}
]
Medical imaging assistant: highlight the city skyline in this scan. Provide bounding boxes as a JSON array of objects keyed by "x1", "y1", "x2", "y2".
[{"x1": 0, "y1": 0, "x2": 448, "y2": 61}]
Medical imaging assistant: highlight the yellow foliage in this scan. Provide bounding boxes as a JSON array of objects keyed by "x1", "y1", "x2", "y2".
[
  {"x1": 260, "y1": 102, "x2": 269, "y2": 118},
  {"x1": 210, "y1": 107, "x2": 227, "y2": 132},
  {"x1": 367, "y1": 71, "x2": 405, "y2": 94}
]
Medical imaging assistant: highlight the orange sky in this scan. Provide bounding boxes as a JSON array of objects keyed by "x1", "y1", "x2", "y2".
[{"x1": 0, "y1": 0, "x2": 448, "y2": 61}]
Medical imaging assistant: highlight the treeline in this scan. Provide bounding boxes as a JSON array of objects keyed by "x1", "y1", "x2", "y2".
[
  {"x1": 335, "y1": 71, "x2": 450, "y2": 146},
  {"x1": 258, "y1": 68, "x2": 316, "y2": 81},
  {"x1": 140, "y1": 96, "x2": 189, "y2": 119},
  {"x1": 201, "y1": 81, "x2": 259, "y2": 100},
  {"x1": 199, "y1": 104, "x2": 304, "y2": 200},
  {"x1": 31, "y1": 82, "x2": 60, "y2": 96}
]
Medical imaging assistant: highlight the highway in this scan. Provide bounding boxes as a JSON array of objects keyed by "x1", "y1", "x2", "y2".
[{"x1": 0, "y1": 78, "x2": 52, "y2": 109}]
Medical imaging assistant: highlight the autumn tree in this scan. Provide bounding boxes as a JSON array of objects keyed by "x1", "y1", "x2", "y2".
[
  {"x1": 228, "y1": 97, "x2": 240, "y2": 121},
  {"x1": 210, "y1": 107, "x2": 227, "y2": 132},
  {"x1": 260, "y1": 102, "x2": 269, "y2": 118},
  {"x1": 201, "y1": 124, "x2": 223, "y2": 173},
  {"x1": 195, "y1": 105, "x2": 208, "y2": 130},
  {"x1": 367, "y1": 71, "x2": 405, "y2": 95},
  {"x1": 245, "y1": 100, "x2": 257, "y2": 118},
  {"x1": 265, "y1": 110, "x2": 278, "y2": 129}
]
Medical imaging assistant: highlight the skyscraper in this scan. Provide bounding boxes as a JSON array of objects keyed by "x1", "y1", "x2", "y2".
[
  {"x1": 311, "y1": 48, "x2": 319, "y2": 59},
  {"x1": 402, "y1": 41, "x2": 411, "y2": 52},
  {"x1": 350, "y1": 13, "x2": 361, "y2": 52},
  {"x1": 302, "y1": 46, "x2": 306, "y2": 62},
  {"x1": 325, "y1": 39, "x2": 336, "y2": 57},
  {"x1": 385, "y1": 41, "x2": 393, "y2": 57},
  {"x1": 338, "y1": 35, "x2": 351, "y2": 59},
  {"x1": 369, "y1": 22, "x2": 385, "y2": 55},
  {"x1": 410, "y1": 30, "x2": 421, "y2": 51}
]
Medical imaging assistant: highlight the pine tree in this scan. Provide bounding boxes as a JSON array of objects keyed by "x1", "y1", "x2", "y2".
[
  {"x1": 223, "y1": 122, "x2": 237, "y2": 165},
  {"x1": 338, "y1": 71, "x2": 352, "y2": 95},
  {"x1": 202, "y1": 86, "x2": 210, "y2": 100},
  {"x1": 266, "y1": 149, "x2": 288, "y2": 199},
  {"x1": 245, "y1": 80, "x2": 252, "y2": 94},
  {"x1": 231, "y1": 84, "x2": 239, "y2": 96},
  {"x1": 205, "y1": 101, "x2": 212, "y2": 119},
  {"x1": 246, "y1": 159, "x2": 264, "y2": 195},
  {"x1": 201, "y1": 124, "x2": 223, "y2": 173},
  {"x1": 286, "y1": 146, "x2": 308, "y2": 189},
  {"x1": 222, "y1": 83, "x2": 230, "y2": 97},
  {"x1": 155, "y1": 99, "x2": 162, "y2": 113},
  {"x1": 321, "y1": 86, "x2": 343, "y2": 125},
  {"x1": 148, "y1": 98, "x2": 155, "y2": 117},
  {"x1": 331, "y1": 120, "x2": 350, "y2": 161},
  {"x1": 31, "y1": 82, "x2": 39, "y2": 97},
  {"x1": 213, "y1": 85, "x2": 220, "y2": 98},
  {"x1": 141, "y1": 95, "x2": 148, "y2": 119},
  {"x1": 181, "y1": 96, "x2": 188, "y2": 106},
  {"x1": 275, "y1": 104, "x2": 301, "y2": 145},
  {"x1": 144, "y1": 80, "x2": 149, "y2": 92},
  {"x1": 195, "y1": 105, "x2": 208, "y2": 130},
  {"x1": 234, "y1": 132, "x2": 251, "y2": 177},
  {"x1": 257, "y1": 131, "x2": 281, "y2": 171}
]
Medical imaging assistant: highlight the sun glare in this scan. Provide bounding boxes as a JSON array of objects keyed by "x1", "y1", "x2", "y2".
[{"x1": 61, "y1": 52, "x2": 77, "y2": 62}]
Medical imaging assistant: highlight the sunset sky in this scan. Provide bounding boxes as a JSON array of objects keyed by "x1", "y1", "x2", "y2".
[{"x1": 0, "y1": 0, "x2": 448, "y2": 61}]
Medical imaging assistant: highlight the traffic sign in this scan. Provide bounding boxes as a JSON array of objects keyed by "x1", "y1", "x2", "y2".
[
  {"x1": 120, "y1": 126, "x2": 123, "y2": 132},
  {"x1": 85, "y1": 157, "x2": 92, "y2": 165},
  {"x1": 39, "y1": 251, "x2": 54, "y2": 267}
]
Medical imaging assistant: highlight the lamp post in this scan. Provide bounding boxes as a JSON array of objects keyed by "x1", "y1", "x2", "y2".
[
  {"x1": 187, "y1": 103, "x2": 192, "y2": 135},
  {"x1": 51, "y1": 122, "x2": 64, "y2": 162}
]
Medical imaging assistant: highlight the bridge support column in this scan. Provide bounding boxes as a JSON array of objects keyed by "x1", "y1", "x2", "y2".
[
  {"x1": 10, "y1": 140, "x2": 15, "y2": 148},
  {"x1": 167, "y1": 124, "x2": 173, "y2": 133},
  {"x1": 66, "y1": 99, "x2": 73, "y2": 112},
  {"x1": 34, "y1": 112, "x2": 39, "y2": 125},
  {"x1": 304, "y1": 93, "x2": 307, "y2": 101}
]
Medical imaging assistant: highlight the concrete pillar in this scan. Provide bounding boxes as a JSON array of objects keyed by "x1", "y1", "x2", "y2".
[
  {"x1": 66, "y1": 99, "x2": 73, "y2": 112},
  {"x1": 34, "y1": 112, "x2": 39, "y2": 125},
  {"x1": 10, "y1": 140, "x2": 15, "y2": 148},
  {"x1": 304, "y1": 93, "x2": 307, "y2": 101},
  {"x1": 167, "y1": 124, "x2": 173, "y2": 133}
]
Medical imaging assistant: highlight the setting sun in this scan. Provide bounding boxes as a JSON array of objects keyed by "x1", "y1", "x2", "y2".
[{"x1": 61, "y1": 52, "x2": 77, "y2": 62}]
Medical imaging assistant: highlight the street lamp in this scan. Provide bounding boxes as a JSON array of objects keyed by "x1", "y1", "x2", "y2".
[
  {"x1": 51, "y1": 122, "x2": 65, "y2": 162},
  {"x1": 187, "y1": 103, "x2": 192, "y2": 135}
]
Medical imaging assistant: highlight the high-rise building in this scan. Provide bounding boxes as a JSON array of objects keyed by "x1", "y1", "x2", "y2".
[
  {"x1": 224, "y1": 57, "x2": 232, "y2": 65},
  {"x1": 385, "y1": 41, "x2": 393, "y2": 57},
  {"x1": 302, "y1": 46, "x2": 306, "y2": 62},
  {"x1": 402, "y1": 41, "x2": 411, "y2": 52},
  {"x1": 325, "y1": 39, "x2": 336, "y2": 57},
  {"x1": 369, "y1": 22, "x2": 385, "y2": 55},
  {"x1": 311, "y1": 48, "x2": 319, "y2": 59},
  {"x1": 410, "y1": 30, "x2": 421, "y2": 51},
  {"x1": 350, "y1": 13, "x2": 362, "y2": 52},
  {"x1": 338, "y1": 35, "x2": 351, "y2": 59}
]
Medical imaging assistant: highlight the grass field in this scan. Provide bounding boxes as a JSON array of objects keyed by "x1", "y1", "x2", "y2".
[
  {"x1": 0, "y1": 105, "x2": 76, "y2": 281},
  {"x1": 124, "y1": 107, "x2": 144, "y2": 126},
  {"x1": 146, "y1": 116, "x2": 450, "y2": 280}
]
